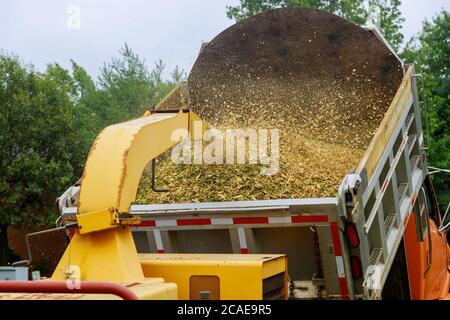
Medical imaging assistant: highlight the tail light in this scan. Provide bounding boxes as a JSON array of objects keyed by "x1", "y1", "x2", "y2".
[
  {"x1": 350, "y1": 256, "x2": 363, "y2": 279},
  {"x1": 345, "y1": 222, "x2": 360, "y2": 248}
]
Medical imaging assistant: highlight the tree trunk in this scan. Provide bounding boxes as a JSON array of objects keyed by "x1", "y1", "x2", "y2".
[{"x1": 0, "y1": 224, "x2": 9, "y2": 266}]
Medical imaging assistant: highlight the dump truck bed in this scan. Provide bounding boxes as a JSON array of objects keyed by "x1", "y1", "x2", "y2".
[
  {"x1": 125, "y1": 63, "x2": 426, "y2": 300},
  {"x1": 61, "y1": 64, "x2": 426, "y2": 300}
]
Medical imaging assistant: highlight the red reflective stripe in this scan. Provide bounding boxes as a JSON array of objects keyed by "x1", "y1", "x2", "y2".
[
  {"x1": 137, "y1": 216, "x2": 331, "y2": 227},
  {"x1": 381, "y1": 180, "x2": 388, "y2": 193},
  {"x1": 330, "y1": 222, "x2": 343, "y2": 256},
  {"x1": 139, "y1": 220, "x2": 156, "y2": 227},
  {"x1": 177, "y1": 219, "x2": 211, "y2": 226},
  {"x1": 240, "y1": 248, "x2": 249, "y2": 254},
  {"x1": 291, "y1": 215, "x2": 328, "y2": 223},
  {"x1": 338, "y1": 278, "x2": 350, "y2": 300},
  {"x1": 157, "y1": 249, "x2": 165, "y2": 254},
  {"x1": 331, "y1": 223, "x2": 349, "y2": 299},
  {"x1": 233, "y1": 217, "x2": 269, "y2": 224},
  {"x1": 411, "y1": 193, "x2": 417, "y2": 205}
]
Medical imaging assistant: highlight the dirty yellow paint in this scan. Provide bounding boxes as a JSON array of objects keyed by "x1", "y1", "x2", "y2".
[
  {"x1": 78, "y1": 110, "x2": 206, "y2": 217},
  {"x1": 50, "y1": 110, "x2": 206, "y2": 298}
]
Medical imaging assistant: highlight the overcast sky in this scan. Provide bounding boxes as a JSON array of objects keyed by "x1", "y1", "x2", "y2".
[{"x1": 1, "y1": 0, "x2": 448, "y2": 79}]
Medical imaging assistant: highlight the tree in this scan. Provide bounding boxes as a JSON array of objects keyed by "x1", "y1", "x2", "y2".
[
  {"x1": 0, "y1": 54, "x2": 77, "y2": 265},
  {"x1": 226, "y1": 0, "x2": 405, "y2": 50},
  {"x1": 99, "y1": 44, "x2": 162, "y2": 123},
  {"x1": 402, "y1": 11, "x2": 450, "y2": 209},
  {"x1": 171, "y1": 66, "x2": 187, "y2": 84},
  {"x1": 369, "y1": 0, "x2": 404, "y2": 50},
  {"x1": 69, "y1": 61, "x2": 107, "y2": 172},
  {"x1": 149, "y1": 59, "x2": 178, "y2": 107}
]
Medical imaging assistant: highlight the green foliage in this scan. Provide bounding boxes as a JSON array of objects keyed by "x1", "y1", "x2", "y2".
[
  {"x1": 0, "y1": 54, "x2": 76, "y2": 229},
  {"x1": 99, "y1": 44, "x2": 157, "y2": 121},
  {"x1": 98, "y1": 45, "x2": 183, "y2": 125},
  {"x1": 401, "y1": 10, "x2": 450, "y2": 209},
  {"x1": 70, "y1": 61, "x2": 107, "y2": 173},
  {"x1": 226, "y1": 0, "x2": 404, "y2": 50},
  {"x1": 226, "y1": 0, "x2": 365, "y2": 23},
  {"x1": 171, "y1": 65, "x2": 187, "y2": 84}
]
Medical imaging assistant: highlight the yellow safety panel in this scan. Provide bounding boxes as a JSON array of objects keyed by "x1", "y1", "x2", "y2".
[{"x1": 139, "y1": 254, "x2": 288, "y2": 300}]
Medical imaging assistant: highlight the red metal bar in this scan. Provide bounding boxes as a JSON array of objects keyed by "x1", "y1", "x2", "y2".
[
  {"x1": 177, "y1": 218, "x2": 211, "y2": 226},
  {"x1": 138, "y1": 220, "x2": 156, "y2": 227},
  {"x1": 233, "y1": 217, "x2": 269, "y2": 224},
  {"x1": 291, "y1": 215, "x2": 329, "y2": 224},
  {"x1": 0, "y1": 281, "x2": 139, "y2": 300}
]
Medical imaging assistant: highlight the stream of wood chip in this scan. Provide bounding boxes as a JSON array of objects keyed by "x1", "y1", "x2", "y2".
[{"x1": 136, "y1": 74, "x2": 394, "y2": 204}]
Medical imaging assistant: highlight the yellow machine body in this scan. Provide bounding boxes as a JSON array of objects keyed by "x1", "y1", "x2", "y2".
[
  {"x1": 51, "y1": 110, "x2": 205, "y2": 299},
  {"x1": 140, "y1": 254, "x2": 288, "y2": 300}
]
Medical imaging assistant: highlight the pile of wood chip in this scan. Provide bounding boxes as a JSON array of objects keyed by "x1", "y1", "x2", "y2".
[
  {"x1": 135, "y1": 76, "x2": 393, "y2": 204},
  {"x1": 136, "y1": 131, "x2": 365, "y2": 204}
]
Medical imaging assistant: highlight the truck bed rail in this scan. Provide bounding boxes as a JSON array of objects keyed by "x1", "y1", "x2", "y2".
[{"x1": 339, "y1": 65, "x2": 426, "y2": 299}]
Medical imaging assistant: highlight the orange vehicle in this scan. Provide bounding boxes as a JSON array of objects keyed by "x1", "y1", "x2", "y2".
[{"x1": 402, "y1": 176, "x2": 449, "y2": 300}]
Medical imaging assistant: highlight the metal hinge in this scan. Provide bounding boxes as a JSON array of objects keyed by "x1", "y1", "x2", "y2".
[{"x1": 77, "y1": 208, "x2": 141, "y2": 234}]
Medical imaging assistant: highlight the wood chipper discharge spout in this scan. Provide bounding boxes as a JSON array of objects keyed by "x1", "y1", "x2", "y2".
[
  {"x1": 51, "y1": 110, "x2": 205, "y2": 288},
  {"x1": 141, "y1": 8, "x2": 405, "y2": 204}
]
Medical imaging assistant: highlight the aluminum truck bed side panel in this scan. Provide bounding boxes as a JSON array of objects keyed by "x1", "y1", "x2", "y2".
[
  {"x1": 340, "y1": 65, "x2": 428, "y2": 299},
  {"x1": 357, "y1": 67, "x2": 414, "y2": 182}
]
